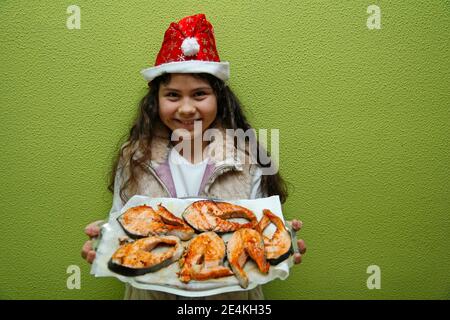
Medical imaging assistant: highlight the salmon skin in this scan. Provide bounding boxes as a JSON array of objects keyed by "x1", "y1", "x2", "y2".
[
  {"x1": 108, "y1": 235, "x2": 183, "y2": 276},
  {"x1": 118, "y1": 204, "x2": 195, "y2": 240},
  {"x1": 226, "y1": 228, "x2": 270, "y2": 288},
  {"x1": 182, "y1": 200, "x2": 258, "y2": 233},
  {"x1": 258, "y1": 209, "x2": 293, "y2": 265},
  {"x1": 178, "y1": 232, "x2": 234, "y2": 283}
]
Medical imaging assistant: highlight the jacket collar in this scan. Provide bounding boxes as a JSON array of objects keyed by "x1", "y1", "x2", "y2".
[{"x1": 148, "y1": 122, "x2": 247, "y2": 171}]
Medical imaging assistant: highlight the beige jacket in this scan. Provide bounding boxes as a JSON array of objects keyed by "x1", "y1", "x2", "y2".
[{"x1": 109, "y1": 124, "x2": 266, "y2": 300}]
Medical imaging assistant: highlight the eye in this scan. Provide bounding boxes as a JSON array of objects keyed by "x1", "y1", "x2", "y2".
[
  {"x1": 166, "y1": 92, "x2": 179, "y2": 98},
  {"x1": 194, "y1": 91, "x2": 206, "y2": 97}
]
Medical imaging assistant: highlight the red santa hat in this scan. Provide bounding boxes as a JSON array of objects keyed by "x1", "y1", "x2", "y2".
[{"x1": 141, "y1": 14, "x2": 230, "y2": 82}]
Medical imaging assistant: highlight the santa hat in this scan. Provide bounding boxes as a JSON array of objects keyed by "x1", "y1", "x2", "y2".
[{"x1": 141, "y1": 14, "x2": 230, "y2": 82}]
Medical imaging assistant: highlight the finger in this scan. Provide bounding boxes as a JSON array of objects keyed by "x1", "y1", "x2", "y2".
[
  {"x1": 84, "y1": 220, "x2": 103, "y2": 237},
  {"x1": 291, "y1": 220, "x2": 303, "y2": 232},
  {"x1": 297, "y1": 239, "x2": 307, "y2": 255},
  {"x1": 293, "y1": 252, "x2": 302, "y2": 264},
  {"x1": 87, "y1": 251, "x2": 96, "y2": 264},
  {"x1": 84, "y1": 220, "x2": 104, "y2": 238},
  {"x1": 81, "y1": 240, "x2": 92, "y2": 260}
]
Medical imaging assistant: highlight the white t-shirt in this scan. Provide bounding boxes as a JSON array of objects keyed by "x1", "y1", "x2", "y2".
[{"x1": 168, "y1": 148, "x2": 209, "y2": 198}]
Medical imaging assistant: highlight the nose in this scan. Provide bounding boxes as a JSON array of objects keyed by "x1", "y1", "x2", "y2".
[{"x1": 177, "y1": 98, "x2": 196, "y2": 116}]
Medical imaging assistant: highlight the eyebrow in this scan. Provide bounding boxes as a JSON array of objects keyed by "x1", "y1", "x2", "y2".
[{"x1": 161, "y1": 87, "x2": 212, "y2": 92}]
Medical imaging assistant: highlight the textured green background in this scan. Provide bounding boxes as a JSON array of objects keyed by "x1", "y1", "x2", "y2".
[{"x1": 1, "y1": 1, "x2": 449, "y2": 300}]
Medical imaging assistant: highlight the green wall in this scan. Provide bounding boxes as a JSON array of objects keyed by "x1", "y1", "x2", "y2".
[{"x1": 1, "y1": 1, "x2": 449, "y2": 299}]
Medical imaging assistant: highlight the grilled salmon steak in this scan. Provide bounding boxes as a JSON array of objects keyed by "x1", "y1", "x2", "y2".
[
  {"x1": 118, "y1": 204, "x2": 195, "y2": 240},
  {"x1": 182, "y1": 200, "x2": 258, "y2": 233},
  {"x1": 258, "y1": 209, "x2": 293, "y2": 265},
  {"x1": 178, "y1": 232, "x2": 234, "y2": 283},
  {"x1": 108, "y1": 235, "x2": 183, "y2": 276},
  {"x1": 226, "y1": 228, "x2": 270, "y2": 288}
]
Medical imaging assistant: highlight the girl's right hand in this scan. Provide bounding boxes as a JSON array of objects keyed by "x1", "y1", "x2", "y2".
[{"x1": 81, "y1": 220, "x2": 104, "y2": 264}]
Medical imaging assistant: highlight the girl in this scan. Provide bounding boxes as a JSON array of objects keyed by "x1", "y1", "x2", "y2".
[{"x1": 81, "y1": 13, "x2": 306, "y2": 300}]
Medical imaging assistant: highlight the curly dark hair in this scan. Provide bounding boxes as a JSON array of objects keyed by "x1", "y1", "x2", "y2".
[{"x1": 108, "y1": 73, "x2": 288, "y2": 204}]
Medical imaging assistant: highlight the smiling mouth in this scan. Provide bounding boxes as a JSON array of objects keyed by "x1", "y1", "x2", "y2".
[{"x1": 175, "y1": 119, "x2": 201, "y2": 125}]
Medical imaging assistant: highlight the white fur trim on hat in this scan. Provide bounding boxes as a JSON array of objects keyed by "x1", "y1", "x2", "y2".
[{"x1": 140, "y1": 60, "x2": 230, "y2": 82}]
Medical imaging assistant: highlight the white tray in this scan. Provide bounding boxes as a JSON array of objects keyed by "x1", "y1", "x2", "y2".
[{"x1": 91, "y1": 195, "x2": 294, "y2": 297}]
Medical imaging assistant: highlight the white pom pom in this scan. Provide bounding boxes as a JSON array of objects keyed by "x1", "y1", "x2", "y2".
[{"x1": 181, "y1": 37, "x2": 200, "y2": 56}]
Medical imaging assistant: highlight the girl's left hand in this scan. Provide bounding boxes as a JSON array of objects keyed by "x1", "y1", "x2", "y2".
[{"x1": 289, "y1": 219, "x2": 307, "y2": 265}]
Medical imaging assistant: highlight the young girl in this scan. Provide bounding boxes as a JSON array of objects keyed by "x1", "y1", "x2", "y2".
[{"x1": 81, "y1": 13, "x2": 306, "y2": 300}]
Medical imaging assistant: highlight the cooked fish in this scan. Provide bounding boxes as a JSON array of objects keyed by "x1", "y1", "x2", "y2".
[
  {"x1": 226, "y1": 228, "x2": 270, "y2": 288},
  {"x1": 178, "y1": 232, "x2": 234, "y2": 283},
  {"x1": 108, "y1": 235, "x2": 183, "y2": 276},
  {"x1": 258, "y1": 209, "x2": 293, "y2": 265},
  {"x1": 182, "y1": 200, "x2": 258, "y2": 233},
  {"x1": 118, "y1": 204, "x2": 195, "y2": 240}
]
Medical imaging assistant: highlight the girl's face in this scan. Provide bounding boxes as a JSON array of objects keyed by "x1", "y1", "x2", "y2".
[{"x1": 158, "y1": 73, "x2": 217, "y2": 139}]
